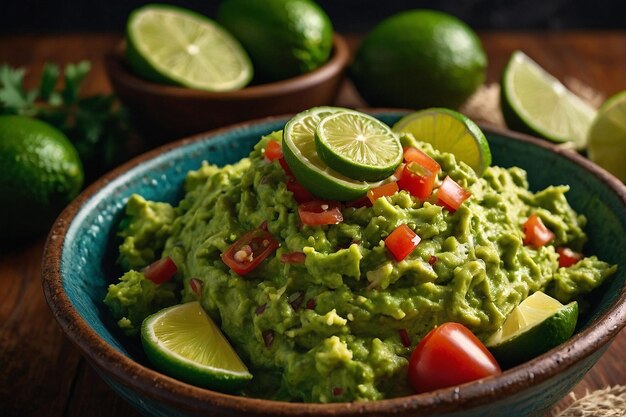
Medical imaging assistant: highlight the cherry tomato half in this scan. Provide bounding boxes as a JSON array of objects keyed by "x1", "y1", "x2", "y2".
[
  {"x1": 221, "y1": 228, "x2": 279, "y2": 275},
  {"x1": 298, "y1": 201, "x2": 343, "y2": 226},
  {"x1": 408, "y1": 322, "x2": 501, "y2": 393},
  {"x1": 143, "y1": 256, "x2": 178, "y2": 284},
  {"x1": 523, "y1": 213, "x2": 555, "y2": 248}
]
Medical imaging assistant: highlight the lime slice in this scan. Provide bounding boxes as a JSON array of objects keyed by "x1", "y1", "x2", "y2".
[
  {"x1": 282, "y1": 107, "x2": 384, "y2": 200},
  {"x1": 501, "y1": 50, "x2": 596, "y2": 149},
  {"x1": 141, "y1": 301, "x2": 252, "y2": 390},
  {"x1": 392, "y1": 108, "x2": 491, "y2": 175},
  {"x1": 486, "y1": 291, "x2": 578, "y2": 368},
  {"x1": 126, "y1": 4, "x2": 253, "y2": 91},
  {"x1": 587, "y1": 90, "x2": 626, "y2": 182},
  {"x1": 314, "y1": 110, "x2": 403, "y2": 181}
]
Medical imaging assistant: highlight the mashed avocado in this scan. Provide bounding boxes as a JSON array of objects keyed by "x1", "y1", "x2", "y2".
[{"x1": 104, "y1": 131, "x2": 616, "y2": 402}]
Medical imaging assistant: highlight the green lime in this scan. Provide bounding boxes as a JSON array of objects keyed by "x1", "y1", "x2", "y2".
[
  {"x1": 0, "y1": 115, "x2": 83, "y2": 241},
  {"x1": 282, "y1": 107, "x2": 383, "y2": 200},
  {"x1": 315, "y1": 110, "x2": 402, "y2": 181},
  {"x1": 501, "y1": 50, "x2": 596, "y2": 149},
  {"x1": 486, "y1": 291, "x2": 578, "y2": 368},
  {"x1": 218, "y1": 0, "x2": 333, "y2": 82},
  {"x1": 126, "y1": 4, "x2": 253, "y2": 91},
  {"x1": 587, "y1": 90, "x2": 626, "y2": 182},
  {"x1": 392, "y1": 108, "x2": 491, "y2": 175},
  {"x1": 141, "y1": 301, "x2": 252, "y2": 390},
  {"x1": 350, "y1": 10, "x2": 486, "y2": 109}
]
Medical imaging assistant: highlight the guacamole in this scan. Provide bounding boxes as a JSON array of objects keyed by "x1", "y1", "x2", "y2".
[{"x1": 104, "y1": 131, "x2": 616, "y2": 402}]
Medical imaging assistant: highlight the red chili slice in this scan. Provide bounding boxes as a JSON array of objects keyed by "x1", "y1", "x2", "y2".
[
  {"x1": 221, "y1": 228, "x2": 279, "y2": 275},
  {"x1": 280, "y1": 252, "x2": 306, "y2": 264}
]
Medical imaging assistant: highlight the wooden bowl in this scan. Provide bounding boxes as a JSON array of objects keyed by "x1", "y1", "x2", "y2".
[
  {"x1": 104, "y1": 34, "x2": 350, "y2": 141},
  {"x1": 42, "y1": 112, "x2": 626, "y2": 417}
]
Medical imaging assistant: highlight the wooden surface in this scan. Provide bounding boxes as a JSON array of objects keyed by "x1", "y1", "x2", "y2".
[{"x1": 1, "y1": 32, "x2": 625, "y2": 417}]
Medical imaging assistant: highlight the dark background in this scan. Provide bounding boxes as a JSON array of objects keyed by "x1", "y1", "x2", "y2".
[{"x1": 1, "y1": 0, "x2": 625, "y2": 34}]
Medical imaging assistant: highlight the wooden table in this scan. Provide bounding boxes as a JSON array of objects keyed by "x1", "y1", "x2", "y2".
[{"x1": 1, "y1": 32, "x2": 625, "y2": 417}]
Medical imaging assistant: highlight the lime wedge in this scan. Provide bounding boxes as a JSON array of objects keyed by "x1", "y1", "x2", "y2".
[
  {"x1": 282, "y1": 107, "x2": 384, "y2": 201},
  {"x1": 587, "y1": 90, "x2": 626, "y2": 182},
  {"x1": 392, "y1": 108, "x2": 491, "y2": 175},
  {"x1": 126, "y1": 4, "x2": 253, "y2": 91},
  {"x1": 314, "y1": 110, "x2": 403, "y2": 181},
  {"x1": 141, "y1": 301, "x2": 252, "y2": 390},
  {"x1": 500, "y1": 50, "x2": 595, "y2": 149},
  {"x1": 486, "y1": 291, "x2": 578, "y2": 368}
]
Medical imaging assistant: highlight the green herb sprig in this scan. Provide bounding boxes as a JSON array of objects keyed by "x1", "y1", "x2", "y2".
[{"x1": 0, "y1": 61, "x2": 133, "y2": 180}]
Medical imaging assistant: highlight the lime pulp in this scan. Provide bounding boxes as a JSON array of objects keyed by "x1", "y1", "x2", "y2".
[{"x1": 392, "y1": 108, "x2": 491, "y2": 175}]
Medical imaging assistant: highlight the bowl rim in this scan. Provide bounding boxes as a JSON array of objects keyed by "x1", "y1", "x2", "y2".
[
  {"x1": 42, "y1": 112, "x2": 626, "y2": 416},
  {"x1": 104, "y1": 33, "x2": 350, "y2": 101}
]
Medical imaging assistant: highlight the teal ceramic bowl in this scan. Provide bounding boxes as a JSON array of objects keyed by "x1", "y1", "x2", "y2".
[{"x1": 42, "y1": 111, "x2": 626, "y2": 417}]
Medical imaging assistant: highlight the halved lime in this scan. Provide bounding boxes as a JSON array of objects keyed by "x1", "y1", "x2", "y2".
[
  {"x1": 126, "y1": 4, "x2": 253, "y2": 91},
  {"x1": 501, "y1": 50, "x2": 596, "y2": 149},
  {"x1": 486, "y1": 291, "x2": 578, "y2": 368},
  {"x1": 141, "y1": 301, "x2": 252, "y2": 390},
  {"x1": 282, "y1": 107, "x2": 384, "y2": 200},
  {"x1": 314, "y1": 110, "x2": 402, "y2": 181},
  {"x1": 392, "y1": 108, "x2": 491, "y2": 175},
  {"x1": 587, "y1": 90, "x2": 626, "y2": 182}
]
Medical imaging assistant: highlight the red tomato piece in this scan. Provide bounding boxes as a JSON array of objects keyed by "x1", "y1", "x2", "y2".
[
  {"x1": 408, "y1": 322, "x2": 501, "y2": 393},
  {"x1": 436, "y1": 176, "x2": 471, "y2": 212},
  {"x1": 280, "y1": 252, "x2": 306, "y2": 264},
  {"x1": 264, "y1": 140, "x2": 283, "y2": 162},
  {"x1": 143, "y1": 256, "x2": 178, "y2": 284},
  {"x1": 278, "y1": 157, "x2": 293, "y2": 176},
  {"x1": 385, "y1": 224, "x2": 421, "y2": 261},
  {"x1": 367, "y1": 182, "x2": 399, "y2": 205},
  {"x1": 557, "y1": 247, "x2": 583, "y2": 267},
  {"x1": 403, "y1": 147, "x2": 441, "y2": 175},
  {"x1": 397, "y1": 162, "x2": 438, "y2": 200},
  {"x1": 221, "y1": 228, "x2": 279, "y2": 275},
  {"x1": 523, "y1": 213, "x2": 555, "y2": 248},
  {"x1": 298, "y1": 201, "x2": 343, "y2": 226},
  {"x1": 286, "y1": 176, "x2": 314, "y2": 204}
]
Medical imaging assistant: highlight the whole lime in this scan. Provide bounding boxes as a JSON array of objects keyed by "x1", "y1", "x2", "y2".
[
  {"x1": 0, "y1": 115, "x2": 84, "y2": 241},
  {"x1": 217, "y1": 0, "x2": 333, "y2": 82},
  {"x1": 350, "y1": 10, "x2": 487, "y2": 109}
]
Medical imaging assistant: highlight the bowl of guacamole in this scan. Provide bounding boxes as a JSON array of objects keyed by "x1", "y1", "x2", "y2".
[{"x1": 42, "y1": 110, "x2": 626, "y2": 417}]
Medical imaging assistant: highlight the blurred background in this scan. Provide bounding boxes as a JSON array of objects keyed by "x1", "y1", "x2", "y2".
[{"x1": 1, "y1": 0, "x2": 625, "y2": 34}]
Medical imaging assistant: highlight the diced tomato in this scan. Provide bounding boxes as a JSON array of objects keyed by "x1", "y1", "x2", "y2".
[
  {"x1": 189, "y1": 278, "x2": 203, "y2": 297},
  {"x1": 280, "y1": 251, "x2": 306, "y2": 264},
  {"x1": 408, "y1": 322, "x2": 501, "y2": 393},
  {"x1": 221, "y1": 228, "x2": 279, "y2": 275},
  {"x1": 367, "y1": 182, "x2": 399, "y2": 205},
  {"x1": 278, "y1": 157, "x2": 293, "y2": 176},
  {"x1": 557, "y1": 247, "x2": 583, "y2": 267},
  {"x1": 397, "y1": 162, "x2": 438, "y2": 199},
  {"x1": 286, "y1": 176, "x2": 314, "y2": 203},
  {"x1": 345, "y1": 195, "x2": 371, "y2": 209},
  {"x1": 436, "y1": 176, "x2": 471, "y2": 212},
  {"x1": 403, "y1": 147, "x2": 441, "y2": 175},
  {"x1": 298, "y1": 201, "x2": 343, "y2": 226},
  {"x1": 264, "y1": 140, "x2": 283, "y2": 162},
  {"x1": 143, "y1": 256, "x2": 177, "y2": 284},
  {"x1": 523, "y1": 213, "x2": 555, "y2": 248},
  {"x1": 385, "y1": 224, "x2": 421, "y2": 261}
]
